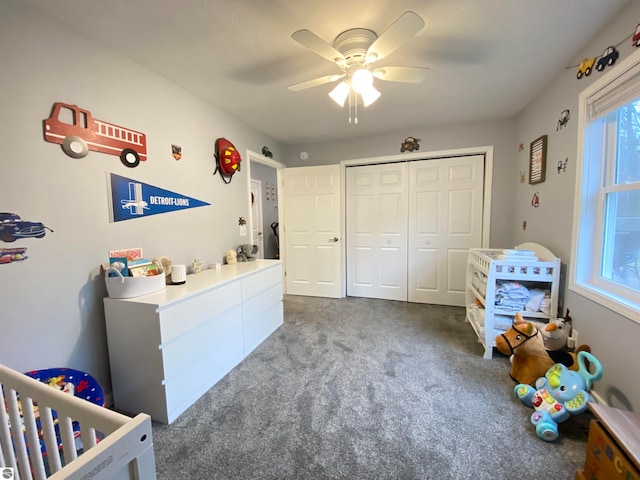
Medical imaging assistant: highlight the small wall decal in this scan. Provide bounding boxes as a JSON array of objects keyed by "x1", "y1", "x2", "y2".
[
  {"x1": 172, "y1": 145, "x2": 182, "y2": 161},
  {"x1": 0, "y1": 212, "x2": 53, "y2": 243},
  {"x1": 520, "y1": 171, "x2": 526, "y2": 183},
  {"x1": 523, "y1": 220, "x2": 527, "y2": 231},
  {"x1": 0, "y1": 247, "x2": 28, "y2": 264},
  {"x1": 43, "y1": 102, "x2": 147, "y2": 168},
  {"x1": 531, "y1": 192, "x2": 540, "y2": 208},
  {"x1": 107, "y1": 173, "x2": 210, "y2": 222},
  {"x1": 518, "y1": 143, "x2": 524, "y2": 152},
  {"x1": 557, "y1": 157, "x2": 568, "y2": 173},
  {"x1": 400, "y1": 137, "x2": 421, "y2": 152},
  {"x1": 239, "y1": 217, "x2": 246, "y2": 226},
  {"x1": 557, "y1": 110, "x2": 570, "y2": 131},
  {"x1": 261, "y1": 146, "x2": 273, "y2": 158}
]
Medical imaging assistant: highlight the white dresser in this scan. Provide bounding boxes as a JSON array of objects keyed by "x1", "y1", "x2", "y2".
[{"x1": 103, "y1": 260, "x2": 283, "y2": 424}]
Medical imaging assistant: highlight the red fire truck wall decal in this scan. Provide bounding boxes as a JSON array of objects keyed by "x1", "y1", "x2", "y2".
[{"x1": 43, "y1": 102, "x2": 148, "y2": 168}]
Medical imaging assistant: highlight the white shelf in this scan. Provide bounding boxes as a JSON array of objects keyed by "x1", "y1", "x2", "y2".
[{"x1": 465, "y1": 246, "x2": 561, "y2": 359}]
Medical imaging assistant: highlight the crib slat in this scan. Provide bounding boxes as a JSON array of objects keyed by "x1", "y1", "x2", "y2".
[
  {"x1": 20, "y1": 396, "x2": 47, "y2": 480},
  {"x1": 39, "y1": 406, "x2": 63, "y2": 474},
  {"x1": 0, "y1": 385, "x2": 19, "y2": 476},
  {"x1": 6, "y1": 388, "x2": 31, "y2": 480},
  {"x1": 58, "y1": 416, "x2": 77, "y2": 464},
  {"x1": 81, "y1": 426, "x2": 97, "y2": 451}
]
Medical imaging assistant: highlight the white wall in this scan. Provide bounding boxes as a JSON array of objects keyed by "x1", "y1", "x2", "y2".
[
  {"x1": 514, "y1": 1, "x2": 640, "y2": 411},
  {"x1": 0, "y1": 0, "x2": 283, "y2": 393}
]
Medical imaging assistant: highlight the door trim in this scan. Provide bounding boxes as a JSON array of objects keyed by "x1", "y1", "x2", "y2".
[{"x1": 246, "y1": 149, "x2": 286, "y2": 270}]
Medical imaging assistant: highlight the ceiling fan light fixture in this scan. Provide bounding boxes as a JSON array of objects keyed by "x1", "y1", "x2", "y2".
[
  {"x1": 360, "y1": 84, "x2": 381, "y2": 107},
  {"x1": 351, "y1": 68, "x2": 373, "y2": 94},
  {"x1": 329, "y1": 81, "x2": 350, "y2": 107}
]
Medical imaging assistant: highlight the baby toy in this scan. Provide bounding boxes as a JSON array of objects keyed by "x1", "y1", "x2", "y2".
[
  {"x1": 225, "y1": 249, "x2": 237, "y2": 265},
  {"x1": 237, "y1": 244, "x2": 258, "y2": 262},
  {"x1": 542, "y1": 314, "x2": 571, "y2": 351},
  {"x1": 495, "y1": 313, "x2": 589, "y2": 386},
  {"x1": 514, "y1": 350, "x2": 603, "y2": 441}
]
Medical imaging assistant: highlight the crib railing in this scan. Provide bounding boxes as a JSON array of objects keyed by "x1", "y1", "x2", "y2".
[{"x1": 0, "y1": 364, "x2": 156, "y2": 480}]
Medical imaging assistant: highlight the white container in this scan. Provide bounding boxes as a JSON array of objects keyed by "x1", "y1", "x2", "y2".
[
  {"x1": 171, "y1": 264, "x2": 186, "y2": 284},
  {"x1": 104, "y1": 267, "x2": 166, "y2": 299}
]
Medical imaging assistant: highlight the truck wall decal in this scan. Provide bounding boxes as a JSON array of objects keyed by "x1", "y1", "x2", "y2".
[
  {"x1": 43, "y1": 102, "x2": 148, "y2": 168},
  {"x1": 107, "y1": 173, "x2": 210, "y2": 222}
]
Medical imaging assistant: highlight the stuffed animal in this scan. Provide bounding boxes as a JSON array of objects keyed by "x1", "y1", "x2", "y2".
[
  {"x1": 542, "y1": 310, "x2": 571, "y2": 351},
  {"x1": 495, "y1": 313, "x2": 589, "y2": 386},
  {"x1": 237, "y1": 244, "x2": 258, "y2": 262},
  {"x1": 514, "y1": 351, "x2": 603, "y2": 441},
  {"x1": 225, "y1": 249, "x2": 237, "y2": 265}
]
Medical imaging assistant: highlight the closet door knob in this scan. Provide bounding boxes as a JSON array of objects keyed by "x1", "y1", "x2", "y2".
[
  {"x1": 425, "y1": 240, "x2": 431, "y2": 245},
  {"x1": 330, "y1": 237, "x2": 339, "y2": 242},
  {"x1": 386, "y1": 240, "x2": 392, "y2": 244}
]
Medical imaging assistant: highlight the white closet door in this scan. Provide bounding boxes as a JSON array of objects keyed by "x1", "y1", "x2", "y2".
[
  {"x1": 346, "y1": 163, "x2": 408, "y2": 301},
  {"x1": 408, "y1": 155, "x2": 484, "y2": 306},
  {"x1": 282, "y1": 165, "x2": 342, "y2": 298}
]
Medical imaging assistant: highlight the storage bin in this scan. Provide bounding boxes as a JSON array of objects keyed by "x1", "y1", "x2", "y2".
[{"x1": 104, "y1": 267, "x2": 166, "y2": 298}]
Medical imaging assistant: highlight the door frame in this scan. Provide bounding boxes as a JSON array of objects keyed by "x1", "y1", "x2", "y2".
[
  {"x1": 246, "y1": 149, "x2": 286, "y2": 265},
  {"x1": 341, "y1": 146, "x2": 493, "y2": 296}
]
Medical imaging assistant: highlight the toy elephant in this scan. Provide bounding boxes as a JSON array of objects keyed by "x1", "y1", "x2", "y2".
[{"x1": 514, "y1": 350, "x2": 603, "y2": 441}]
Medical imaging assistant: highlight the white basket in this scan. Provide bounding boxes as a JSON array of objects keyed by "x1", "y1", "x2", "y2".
[{"x1": 104, "y1": 267, "x2": 166, "y2": 299}]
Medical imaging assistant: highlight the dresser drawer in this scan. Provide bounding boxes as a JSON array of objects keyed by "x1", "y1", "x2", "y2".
[
  {"x1": 244, "y1": 301, "x2": 283, "y2": 355},
  {"x1": 159, "y1": 281, "x2": 241, "y2": 343},
  {"x1": 164, "y1": 310, "x2": 244, "y2": 419},
  {"x1": 241, "y1": 264, "x2": 282, "y2": 300},
  {"x1": 160, "y1": 305, "x2": 243, "y2": 382}
]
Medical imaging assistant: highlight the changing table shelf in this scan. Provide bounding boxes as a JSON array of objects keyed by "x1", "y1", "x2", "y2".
[{"x1": 465, "y1": 246, "x2": 561, "y2": 359}]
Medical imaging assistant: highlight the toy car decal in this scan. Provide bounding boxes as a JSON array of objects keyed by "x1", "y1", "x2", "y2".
[
  {"x1": 0, "y1": 247, "x2": 28, "y2": 264},
  {"x1": 43, "y1": 102, "x2": 147, "y2": 168},
  {"x1": 0, "y1": 212, "x2": 53, "y2": 243},
  {"x1": 595, "y1": 46, "x2": 619, "y2": 72},
  {"x1": 107, "y1": 173, "x2": 210, "y2": 222}
]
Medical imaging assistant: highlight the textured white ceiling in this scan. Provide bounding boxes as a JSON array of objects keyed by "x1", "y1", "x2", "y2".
[{"x1": 23, "y1": 0, "x2": 630, "y2": 145}]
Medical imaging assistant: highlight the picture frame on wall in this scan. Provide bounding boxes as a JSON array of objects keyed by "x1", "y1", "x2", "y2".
[{"x1": 529, "y1": 135, "x2": 547, "y2": 184}]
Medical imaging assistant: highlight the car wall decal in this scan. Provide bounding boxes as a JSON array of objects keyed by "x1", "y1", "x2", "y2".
[{"x1": 0, "y1": 212, "x2": 53, "y2": 243}]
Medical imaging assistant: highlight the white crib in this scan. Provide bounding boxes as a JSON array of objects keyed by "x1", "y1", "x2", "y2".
[{"x1": 0, "y1": 364, "x2": 156, "y2": 480}]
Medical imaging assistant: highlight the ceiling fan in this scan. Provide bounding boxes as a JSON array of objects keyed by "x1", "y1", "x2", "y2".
[{"x1": 288, "y1": 11, "x2": 428, "y2": 123}]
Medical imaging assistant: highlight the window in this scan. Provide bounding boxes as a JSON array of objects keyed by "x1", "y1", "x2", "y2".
[{"x1": 572, "y1": 49, "x2": 640, "y2": 323}]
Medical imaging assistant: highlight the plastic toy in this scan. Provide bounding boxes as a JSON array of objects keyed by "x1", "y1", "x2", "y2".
[
  {"x1": 514, "y1": 351, "x2": 603, "y2": 441},
  {"x1": 495, "y1": 313, "x2": 589, "y2": 386}
]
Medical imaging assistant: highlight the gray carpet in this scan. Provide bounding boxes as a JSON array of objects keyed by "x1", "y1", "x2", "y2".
[{"x1": 152, "y1": 295, "x2": 592, "y2": 480}]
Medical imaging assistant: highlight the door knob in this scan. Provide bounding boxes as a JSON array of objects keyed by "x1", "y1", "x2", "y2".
[
  {"x1": 330, "y1": 237, "x2": 339, "y2": 242},
  {"x1": 424, "y1": 240, "x2": 430, "y2": 245},
  {"x1": 386, "y1": 240, "x2": 392, "y2": 244}
]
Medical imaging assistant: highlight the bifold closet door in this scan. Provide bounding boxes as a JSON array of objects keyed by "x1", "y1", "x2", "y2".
[
  {"x1": 408, "y1": 155, "x2": 484, "y2": 306},
  {"x1": 346, "y1": 163, "x2": 409, "y2": 301}
]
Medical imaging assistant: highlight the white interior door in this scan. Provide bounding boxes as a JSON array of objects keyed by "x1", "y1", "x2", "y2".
[
  {"x1": 250, "y1": 179, "x2": 264, "y2": 259},
  {"x1": 408, "y1": 155, "x2": 484, "y2": 306},
  {"x1": 282, "y1": 165, "x2": 341, "y2": 298},
  {"x1": 346, "y1": 163, "x2": 408, "y2": 301}
]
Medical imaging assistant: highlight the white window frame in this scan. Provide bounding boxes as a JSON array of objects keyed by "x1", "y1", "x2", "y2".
[{"x1": 571, "y1": 48, "x2": 640, "y2": 324}]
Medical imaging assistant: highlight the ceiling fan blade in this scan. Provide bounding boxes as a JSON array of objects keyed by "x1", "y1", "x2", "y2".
[
  {"x1": 366, "y1": 11, "x2": 425, "y2": 63},
  {"x1": 372, "y1": 66, "x2": 429, "y2": 83},
  {"x1": 288, "y1": 73, "x2": 345, "y2": 91},
  {"x1": 291, "y1": 29, "x2": 346, "y2": 64}
]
